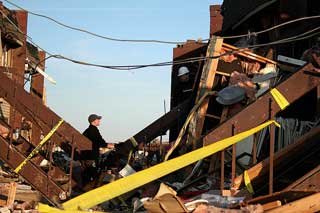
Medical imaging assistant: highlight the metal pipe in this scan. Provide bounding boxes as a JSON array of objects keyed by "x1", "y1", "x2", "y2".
[
  {"x1": 231, "y1": 124, "x2": 236, "y2": 186},
  {"x1": 69, "y1": 135, "x2": 75, "y2": 196}
]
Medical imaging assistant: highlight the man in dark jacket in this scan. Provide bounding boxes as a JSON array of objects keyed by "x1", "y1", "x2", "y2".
[
  {"x1": 83, "y1": 114, "x2": 108, "y2": 168},
  {"x1": 82, "y1": 114, "x2": 108, "y2": 182}
]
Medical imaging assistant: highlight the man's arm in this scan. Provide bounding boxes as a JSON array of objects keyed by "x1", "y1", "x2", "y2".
[{"x1": 95, "y1": 128, "x2": 108, "y2": 148}]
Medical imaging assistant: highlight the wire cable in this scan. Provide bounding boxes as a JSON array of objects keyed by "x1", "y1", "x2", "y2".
[
  {"x1": 221, "y1": 15, "x2": 320, "y2": 39},
  {"x1": 1, "y1": 8, "x2": 319, "y2": 70},
  {"x1": 4, "y1": 0, "x2": 320, "y2": 45},
  {"x1": 3, "y1": 0, "x2": 193, "y2": 45},
  {"x1": 55, "y1": 27, "x2": 320, "y2": 70}
]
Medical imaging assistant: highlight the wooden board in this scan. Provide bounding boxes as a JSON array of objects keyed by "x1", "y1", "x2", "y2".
[
  {"x1": 6, "y1": 182, "x2": 17, "y2": 206},
  {"x1": 262, "y1": 200, "x2": 281, "y2": 211},
  {"x1": 222, "y1": 43, "x2": 277, "y2": 65},
  {"x1": 187, "y1": 37, "x2": 223, "y2": 149},
  {"x1": 266, "y1": 192, "x2": 320, "y2": 213}
]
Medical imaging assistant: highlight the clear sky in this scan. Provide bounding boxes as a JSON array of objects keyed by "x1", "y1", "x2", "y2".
[{"x1": 5, "y1": 0, "x2": 222, "y2": 142}]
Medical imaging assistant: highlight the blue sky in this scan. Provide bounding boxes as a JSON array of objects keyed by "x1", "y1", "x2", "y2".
[{"x1": 5, "y1": 0, "x2": 222, "y2": 142}]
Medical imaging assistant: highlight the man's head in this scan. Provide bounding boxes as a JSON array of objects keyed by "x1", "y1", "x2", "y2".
[
  {"x1": 177, "y1": 66, "x2": 190, "y2": 82},
  {"x1": 88, "y1": 114, "x2": 102, "y2": 126}
]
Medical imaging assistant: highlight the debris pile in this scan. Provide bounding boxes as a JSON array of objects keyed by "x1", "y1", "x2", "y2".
[{"x1": 0, "y1": 0, "x2": 320, "y2": 212}]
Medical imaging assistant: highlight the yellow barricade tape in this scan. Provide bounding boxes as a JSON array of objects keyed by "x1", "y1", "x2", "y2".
[
  {"x1": 59, "y1": 120, "x2": 280, "y2": 210},
  {"x1": 270, "y1": 88, "x2": 290, "y2": 110},
  {"x1": 38, "y1": 203, "x2": 106, "y2": 213},
  {"x1": 14, "y1": 119, "x2": 64, "y2": 173},
  {"x1": 244, "y1": 170, "x2": 254, "y2": 194}
]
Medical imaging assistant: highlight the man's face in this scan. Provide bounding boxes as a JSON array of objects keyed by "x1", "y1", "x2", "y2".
[
  {"x1": 91, "y1": 119, "x2": 101, "y2": 126},
  {"x1": 179, "y1": 74, "x2": 189, "y2": 83}
]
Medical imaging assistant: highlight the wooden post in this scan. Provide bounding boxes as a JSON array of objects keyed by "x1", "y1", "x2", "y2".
[
  {"x1": 187, "y1": 37, "x2": 223, "y2": 149},
  {"x1": 6, "y1": 182, "x2": 17, "y2": 206}
]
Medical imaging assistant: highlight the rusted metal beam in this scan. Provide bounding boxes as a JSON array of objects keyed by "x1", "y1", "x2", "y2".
[
  {"x1": 173, "y1": 41, "x2": 206, "y2": 60},
  {"x1": 203, "y1": 63, "x2": 320, "y2": 145},
  {"x1": 30, "y1": 51, "x2": 46, "y2": 145},
  {"x1": 269, "y1": 96, "x2": 276, "y2": 195},
  {"x1": 233, "y1": 126, "x2": 320, "y2": 191},
  {"x1": 0, "y1": 76, "x2": 79, "y2": 152},
  {"x1": 118, "y1": 98, "x2": 191, "y2": 155},
  {"x1": 0, "y1": 118, "x2": 70, "y2": 184},
  {"x1": 269, "y1": 124, "x2": 275, "y2": 194},
  {"x1": 0, "y1": 67, "x2": 91, "y2": 151},
  {"x1": 252, "y1": 134, "x2": 257, "y2": 165},
  {"x1": 220, "y1": 150, "x2": 225, "y2": 190},
  {"x1": 10, "y1": 10, "x2": 28, "y2": 129},
  {"x1": 0, "y1": 136, "x2": 65, "y2": 205}
]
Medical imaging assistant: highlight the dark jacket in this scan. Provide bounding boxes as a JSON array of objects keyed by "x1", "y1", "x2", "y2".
[{"x1": 82, "y1": 125, "x2": 108, "y2": 163}]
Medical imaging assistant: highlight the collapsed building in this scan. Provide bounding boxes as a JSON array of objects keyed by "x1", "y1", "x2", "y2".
[{"x1": 0, "y1": 0, "x2": 320, "y2": 212}]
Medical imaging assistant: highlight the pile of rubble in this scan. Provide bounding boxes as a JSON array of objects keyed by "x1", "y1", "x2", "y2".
[{"x1": 0, "y1": 164, "x2": 39, "y2": 213}]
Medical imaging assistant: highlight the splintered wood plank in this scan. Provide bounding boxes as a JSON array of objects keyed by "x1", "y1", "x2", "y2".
[
  {"x1": 222, "y1": 43, "x2": 277, "y2": 65},
  {"x1": 0, "y1": 199, "x2": 6, "y2": 206},
  {"x1": 187, "y1": 37, "x2": 223, "y2": 149},
  {"x1": 262, "y1": 200, "x2": 282, "y2": 211},
  {"x1": 6, "y1": 182, "x2": 17, "y2": 206},
  {"x1": 266, "y1": 192, "x2": 320, "y2": 213}
]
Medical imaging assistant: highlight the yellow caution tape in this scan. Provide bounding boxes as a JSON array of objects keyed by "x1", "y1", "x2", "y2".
[
  {"x1": 270, "y1": 88, "x2": 290, "y2": 110},
  {"x1": 244, "y1": 170, "x2": 254, "y2": 194},
  {"x1": 14, "y1": 119, "x2": 64, "y2": 173},
  {"x1": 130, "y1": 137, "x2": 138, "y2": 147},
  {"x1": 61, "y1": 120, "x2": 280, "y2": 210},
  {"x1": 38, "y1": 203, "x2": 106, "y2": 213}
]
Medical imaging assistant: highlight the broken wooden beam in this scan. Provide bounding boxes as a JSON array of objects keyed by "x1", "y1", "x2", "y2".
[
  {"x1": 262, "y1": 200, "x2": 281, "y2": 211},
  {"x1": 222, "y1": 43, "x2": 277, "y2": 65},
  {"x1": 6, "y1": 182, "x2": 17, "y2": 206},
  {"x1": 266, "y1": 192, "x2": 320, "y2": 213},
  {"x1": 187, "y1": 37, "x2": 223, "y2": 149}
]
